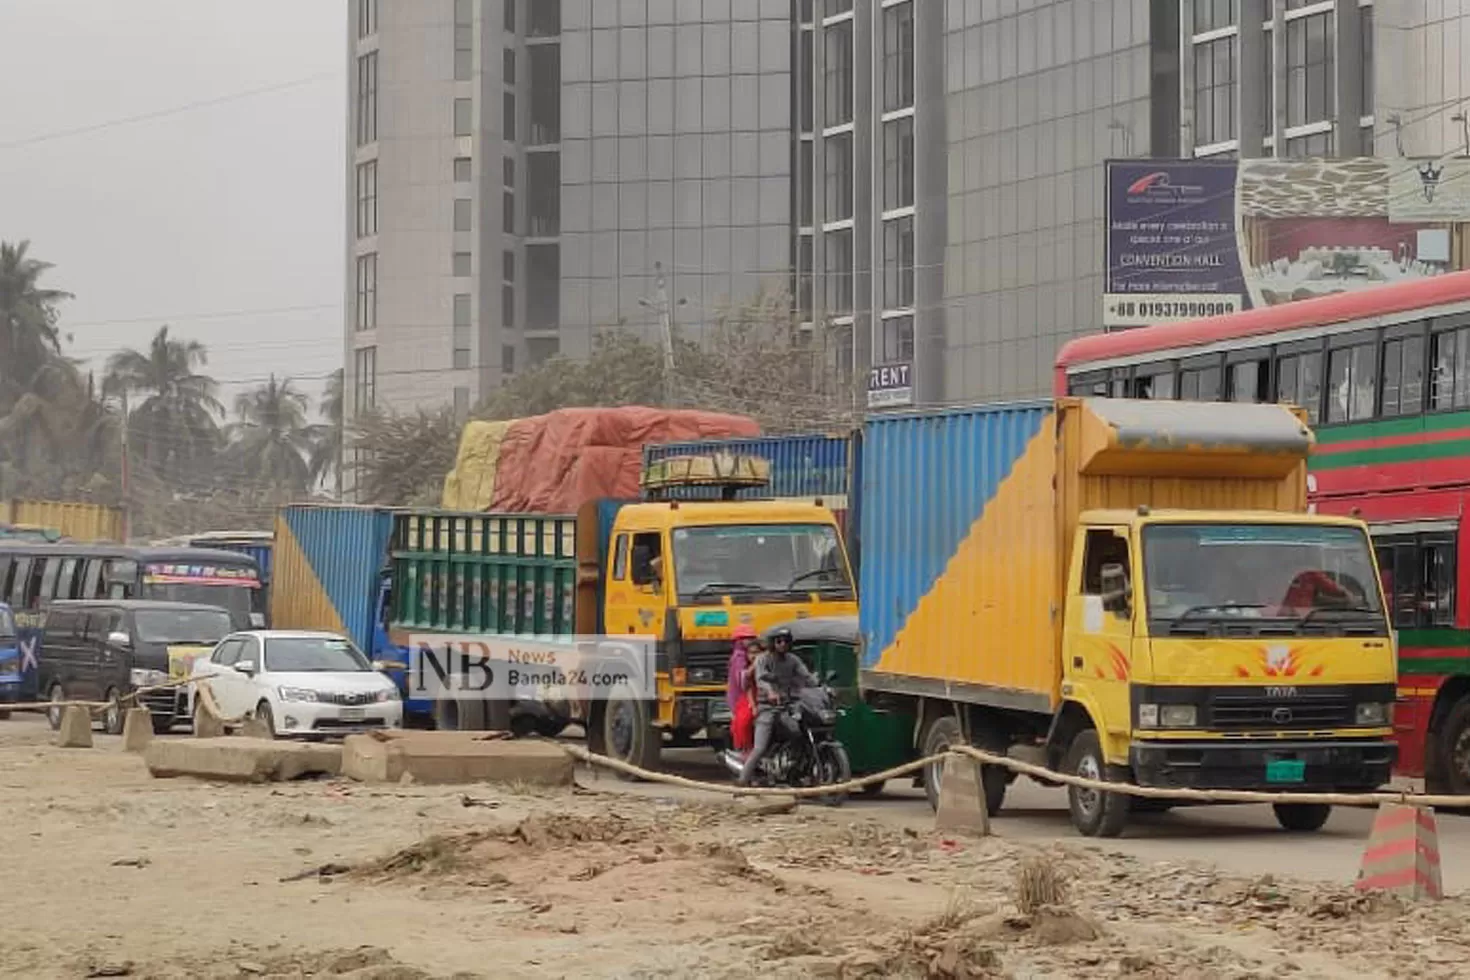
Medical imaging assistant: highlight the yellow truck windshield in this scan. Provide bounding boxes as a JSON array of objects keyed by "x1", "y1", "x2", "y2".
[
  {"x1": 671, "y1": 523, "x2": 851, "y2": 603},
  {"x1": 1141, "y1": 524, "x2": 1386, "y2": 634}
]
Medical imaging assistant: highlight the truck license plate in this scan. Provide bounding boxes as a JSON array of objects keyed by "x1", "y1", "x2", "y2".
[
  {"x1": 340, "y1": 707, "x2": 366, "y2": 721},
  {"x1": 1265, "y1": 759, "x2": 1305, "y2": 784}
]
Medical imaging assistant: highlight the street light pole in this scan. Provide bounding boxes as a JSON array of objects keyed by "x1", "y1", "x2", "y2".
[{"x1": 638, "y1": 261, "x2": 686, "y2": 407}]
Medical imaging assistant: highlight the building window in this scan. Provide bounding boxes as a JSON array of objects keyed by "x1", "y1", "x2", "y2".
[
  {"x1": 502, "y1": 284, "x2": 515, "y2": 327},
  {"x1": 503, "y1": 156, "x2": 515, "y2": 187},
  {"x1": 1326, "y1": 343, "x2": 1376, "y2": 423},
  {"x1": 1361, "y1": 5, "x2": 1374, "y2": 115},
  {"x1": 355, "y1": 253, "x2": 377, "y2": 330},
  {"x1": 454, "y1": 97, "x2": 473, "y2": 136},
  {"x1": 1382, "y1": 334, "x2": 1425, "y2": 417},
  {"x1": 823, "y1": 131, "x2": 852, "y2": 222},
  {"x1": 528, "y1": 336, "x2": 559, "y2": 364},
  {"x1": 502, "y1": 249, "x2": 515, "y2": 282},
  {"x1": 453, "y1": 293, "x2": 472, "y2": 369},
  {"x1": 357, "y1": 0, "x2": 378, "y2": 39},
  {"x1": 454, "y1": 386, "x2": 469, "y2": 419},
  {"x1": 798, "y1": 141, "x2": 813, "y2": 227},
  {"x1": 504, "y1": 92, "x2": 516, "y2": 141},
  {"x1": 503, "y1": 191, "x2": 515, "y2": 234},
  {"x1": 1263, "y1": 37, "x2": 1273, "y2": 129},
  {"x1": 798, "y1": 29, "x2": 814, "y2": 133},
  {"x1": 882, "y1": 216, "x2": 914, "y2": 310},
  {"x1": 797, "y1": 235, "x2": 814, "y2": 322},
  {"x1": 1193, "y1": 0, "x2": 1237, "y2": 33},
  {"x1": 823, "y1": 19, "x2": 853, "y2": 128},
  {"x1": 824, "y1": 0, "x2": 853, "y2": 16},
  {"x1": 453, "y1": 251, "x2": 472, "y2": 277},
  {"x1": 354, "y1": 346, "x2": 377, "y2": 413},
  {"x1": 1286, "y1": 12, "x2": 1334, "y2": 128},
  {"x1": 502, "y1": 344, "x2": 516, "y2": 374},
  {"x1": 454, "y1": 198, "x2": 472, "y2": 231},
  {"x1": 454, "y1": 156, "x2": 472, "y2": 182},
  {"x1": 504, "y1": 0, "x2": 515, "y2": 32},
  {"x1": 527, "y1": 0, "x2": 559, "y2": 37},
  {"x1": 356, "y1": 52, "x2": 378, "y2": 146},
  {"x1": 1193, "y1": 36, "x2": 1236, "y2": 147},
  {"x1": 882, "y1": 116, "x2": 914, "y2": 211},
  {"x1": 455, "y1": 0, "x2": 472, "y2": 23},
  {"x1": 1285, "y1": 129, "x2": 1333, "y2": 157},
  {"x1": 1430, "y1": 327, "x2": 1470, "y2": 411},
  {"x1": 455, "y1": 2, "x2": 474, "y2": 81},
  {"x1": 882, "y1": 2, "x2": 913, "y2": 113},
  {"x1": 503, "y1": 47, "x2": 516, "y2": 85},
  {"x1": 881, "y1": 315, "x2": 914, "y2": 363},
  {"x1": 824, "y1": 227, "x2": 852, "y2": 315},
  {"x1": 355, "y1": 160, "x2": 378, "y2": 238}
]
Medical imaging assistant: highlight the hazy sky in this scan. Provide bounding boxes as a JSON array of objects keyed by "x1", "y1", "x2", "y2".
[{"x1": 0, "y1": 0, "x2": 346, "y2": 411}]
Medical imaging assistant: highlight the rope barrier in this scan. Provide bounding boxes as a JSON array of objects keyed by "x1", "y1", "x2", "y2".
[
  {"x1": 0, "y1": 675, "x2": 197, "y2": 716},
  {"x1": 562, "y1": 742, "x2": 1470, "y2": 809}
]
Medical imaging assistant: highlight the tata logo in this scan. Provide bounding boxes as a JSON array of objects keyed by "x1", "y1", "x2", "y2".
[
  {"x1": 1266, "y1": 686, "x2": 1298, "y2": 699},
  {"x1": 1271, "y1": 707, "x2": 1294, "y2": 724}
]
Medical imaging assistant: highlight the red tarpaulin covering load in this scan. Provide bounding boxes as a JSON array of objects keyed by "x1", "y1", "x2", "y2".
[{"x1": 488, "y1": 407, "x2": 760, "y2": 513}]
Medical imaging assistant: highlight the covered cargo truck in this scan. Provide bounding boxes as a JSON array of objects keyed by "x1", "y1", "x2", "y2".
[
  {"x1": 860, "y1": 397, "x2": 1398, "y2": 837},
  {"x1": 0, "y1": 499, "x2": 125, "y2": 542},
  {"x1": 388, "y1": 474, "x2": 857, "y2": 769}
]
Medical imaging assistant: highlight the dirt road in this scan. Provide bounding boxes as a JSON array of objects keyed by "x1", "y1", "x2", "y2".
[{"x1": 3, "y1": 717, "x2": 1467, "y2": 979}]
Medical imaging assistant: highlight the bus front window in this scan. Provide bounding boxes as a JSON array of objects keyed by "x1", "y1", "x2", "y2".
[{"x1": 141, "y1": 582, "x2": 255, "y2": 629}]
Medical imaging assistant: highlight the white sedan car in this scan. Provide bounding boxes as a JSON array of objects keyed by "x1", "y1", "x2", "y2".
[{"x1": 190, "y1": 630, "x2": 402, "y2": 737}]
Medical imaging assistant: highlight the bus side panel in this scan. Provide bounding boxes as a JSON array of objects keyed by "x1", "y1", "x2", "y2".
[{"x1": 272, "y1": 505, "x2": 395, "y2": 654}]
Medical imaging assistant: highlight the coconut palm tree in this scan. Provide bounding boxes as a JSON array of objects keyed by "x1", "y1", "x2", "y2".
[
  {"x1": 226, "y1": 374, "x2": 314, "y2": 495},
  {"x1": 103, "y1": 325, "x2": 223, "y2": 487},
  {"x1": 308, "y1": 367, "x2": 344, "y2": 496},
  {"x1": 0, "y1": 240, "x2": 72, "y2": 406}
]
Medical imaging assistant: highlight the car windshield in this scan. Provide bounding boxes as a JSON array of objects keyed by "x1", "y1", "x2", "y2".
[
  {"x1": 672, "y1": 523, "x2": 851, "y2": 600},
  {"x1": 264, "y1": 637, "x2": 370, "y2": 673},
  {"x1": 142, "y1": 583, "x2": 253, "y2": 629},
  {"x1": 134, "y1": 608, "x2": 234, "y2": 645},
  {"x1": 0, "y1": 608, "x2": 15, "y2": 640},
  {"x1": 1143, "y1": 524, "x2": 1385, "y2": 622}
]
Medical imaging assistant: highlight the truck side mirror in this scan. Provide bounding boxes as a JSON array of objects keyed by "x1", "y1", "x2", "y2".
[{"x1": 1099, "y1": 563, "x2": 1132, "y2": 616}]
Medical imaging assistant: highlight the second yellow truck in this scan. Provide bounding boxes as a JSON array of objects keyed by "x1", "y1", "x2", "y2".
[{"x1": 859, "y1": 398, "x2": 1397, "y2": 836}]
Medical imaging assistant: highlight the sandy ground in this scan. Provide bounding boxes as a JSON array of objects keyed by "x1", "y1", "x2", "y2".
[{"x1": 2, "y1": 717, "x2": 1468, "y2": 980}]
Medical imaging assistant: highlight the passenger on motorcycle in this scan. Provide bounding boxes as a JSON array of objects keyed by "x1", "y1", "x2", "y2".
[{"x1": 736, "y1": 627, "x2": 819, "y2": 786}]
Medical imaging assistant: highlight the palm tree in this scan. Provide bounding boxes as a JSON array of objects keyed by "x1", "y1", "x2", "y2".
[
  {"x1": 0, "y1": 240, "x2": 72, "y2": 406},
  {"x1": 226, "y1": 375, "x2": 314, "y2": 495},
  {"x1": 104, "y1": 325, "x2": 223, "y2": 486},
  {"x1": 308, "y1": 367, "x2": 344, "y2": 497}
]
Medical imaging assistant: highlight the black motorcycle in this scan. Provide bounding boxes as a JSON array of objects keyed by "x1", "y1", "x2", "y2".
[{"x1": 721, "y1": 684, "x2": 852, "y2": 806}]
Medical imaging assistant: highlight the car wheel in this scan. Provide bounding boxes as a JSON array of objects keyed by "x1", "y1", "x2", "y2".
[
  {"x1": 101, "y1": 688, "x2": 125, "y2": 736},
  {"x1": 255, "y1": 701, "x2": 277, "y2": 739},
  {"x1": 47, "y1": 684, "x2": 66, "y2": 731},
  {"x1": 1273, "y1": 802, "x2": 1331, "y2": 832},
  {"x1": 1064, "y1": 728, "x2": 1130, "y2": 838}
]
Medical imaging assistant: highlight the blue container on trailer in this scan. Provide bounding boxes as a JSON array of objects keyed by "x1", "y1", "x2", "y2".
[{"x1": 857, "y1": 400, "x2": 1053, "y2": 671}]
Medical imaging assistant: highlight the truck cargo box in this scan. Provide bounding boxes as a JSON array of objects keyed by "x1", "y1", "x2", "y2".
[
  {"x1": 0, "y1": 499, "x2": 125, "y2": 542},
  {"x1": 859, "y1": 398, "x2": 1312, "y2": 711},
  {"x1": 271, "y1": 504, "x2": 397, "y2": 655}
]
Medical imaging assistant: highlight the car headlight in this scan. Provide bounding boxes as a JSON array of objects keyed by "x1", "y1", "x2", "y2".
[
  {"x1": 376, "y1": 687, "x2": 400, "y2": 702},
  {"x1": 278, "y1": 687, "x2": 319, "y2": 703},
  {"x1": 129, "y1": 668, "x2": 167, "y2": 687},
  {"x1": 1138, "y1": 703, "x2": 1197, "y2": 729},
  {"x1": 1356, "y1": 702, "x2": 1392, "y2": 726}
]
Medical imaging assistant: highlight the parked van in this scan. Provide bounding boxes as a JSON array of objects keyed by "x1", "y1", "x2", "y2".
[
  {"x1": 0, "y1": 602, "x2": 18, "y2": 718},
  {"x1": 39, "y1": 600, "x2": 233, "y2": 734}
]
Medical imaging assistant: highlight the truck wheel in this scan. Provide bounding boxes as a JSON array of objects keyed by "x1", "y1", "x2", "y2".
[
  {"x1": 1064, "y1": 728, "x2": 1130, "y2": 838},
  {"x1": 1273, "y1": 802, "x2": 1331, "y2": 832},
  {"x1": 1431, "y1": 699, "x2": 1470, "y2": 796},
  {"x1": 433, "y1": 697, "x2": 486, "y2": 731},
  {"x1": 921, "y1": 715, "x2": 1007, "y2": 816},
  {"x1": 592, "y1": 683, "x2": 660, "y2": 779}
]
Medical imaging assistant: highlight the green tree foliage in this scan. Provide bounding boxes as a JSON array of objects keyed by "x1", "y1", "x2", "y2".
[{"x1": 104, "y1": 325, "x2": 225, "y2": 486}]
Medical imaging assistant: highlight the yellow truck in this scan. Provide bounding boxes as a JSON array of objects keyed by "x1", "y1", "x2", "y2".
[
  {"x1": 0, "y1": 499, "x2": 124, "y2": 542},
  {"x1": 859, "y1": 398, "x2": 1397, "y2": 837}
]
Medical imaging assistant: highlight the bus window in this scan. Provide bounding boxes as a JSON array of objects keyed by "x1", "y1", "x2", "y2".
[
  {"x1": 1070, "y1": 371, "x2": 1109, "y2": 396},
  {"x1": 0, "y1": 555, "x2": 12, "y2": 598},
  {"x1": 38, "y1": 557, "x2": 62, "y2": 602},
  {"x1": 1179, "y1": 365, "x2": 1221, "y2": 402},
  {"x1": 7, "y1": 557, "x2": 31, "y2": 607},
  {"x1": 56, "y1": 557, "x2": 79, "y2": 599},
  {"x1": 23, "y1": 559, "x2": 46, "y2": 610},
  {"x1": 1429, "y1": 325, "x2": 1470, "y2": 410},
  {"x1": 1132, "y1": 366, "x2": 1175, "y2": 399},
  {"x1": 81, "y1": 559, "x2": 103, "y2": 599},
  {"x1": 1276, "y1": 350, "x2": 1323, "y2": 424},
  {"x1": 1382, "y1": 333, "x2": 1426, "y2": 417},
  {"x1": 1227, "y1": 357, "x2": 1271, "y2": 403},
  {"x1": 1326, "y1": 343, "x2": 1377, "y2": 423}
]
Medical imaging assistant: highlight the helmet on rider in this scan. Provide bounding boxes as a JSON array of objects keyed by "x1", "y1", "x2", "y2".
[{"x1": 769, "y1": 627, "x2": 794, "y2": 652}]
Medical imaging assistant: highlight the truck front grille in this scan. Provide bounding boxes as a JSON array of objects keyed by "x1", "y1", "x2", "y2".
[
  {"x1": 679, "y1": 649, "x2": 728, "y2": 686},
  {"x1": 1208, "y1": 691, "x2": 1353, "y2": 730}
]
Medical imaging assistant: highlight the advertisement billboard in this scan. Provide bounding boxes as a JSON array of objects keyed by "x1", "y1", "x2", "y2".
[
  {"x1": 1103, "y1": 159, "x2": 1246, "y2": 328},
  {"x1": 867, "y1": 363, "x2": 913, "y2": 409}
]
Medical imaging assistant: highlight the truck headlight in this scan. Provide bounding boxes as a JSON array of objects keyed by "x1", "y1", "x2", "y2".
[
  {"x1": 1356, "y1": 702, "x2": 1392, "y2": 726},
  {"x1": 278, "y1": 687, "x2": 319, "y2": 703},
  {"x1": 1138, "y1": 703, "x2": 1197, "y2": 729}
]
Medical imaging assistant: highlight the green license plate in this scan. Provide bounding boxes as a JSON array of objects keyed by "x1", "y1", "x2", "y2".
[{"x1": 1266, "y1": 759, "x2": 1306, "y2": 784}]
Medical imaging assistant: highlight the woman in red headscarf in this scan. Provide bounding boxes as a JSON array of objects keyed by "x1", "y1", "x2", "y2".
[{"x1": 728, "y1": 625, "x2": 758, "y2": 752}]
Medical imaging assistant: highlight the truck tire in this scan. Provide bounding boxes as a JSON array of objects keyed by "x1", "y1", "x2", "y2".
[
  {"x1": 1064, "y1": 728, "x2": 1130, "y2": 838},
  {"x1": 433, "y1": 697, "x2": 486, "y2": 731},
  {"x1": 590, "y1": 683, "x2": 661, "y2": 780},
  {"x1": 1430, "y1": 698, "x2": 1470, "y2": 797},
  {"x1": 1273, "y1": 802, "x2": 1332, "y2": 832},
  {"x1": 921, "y1": 715, "x2": 1007, "y2": 816}
]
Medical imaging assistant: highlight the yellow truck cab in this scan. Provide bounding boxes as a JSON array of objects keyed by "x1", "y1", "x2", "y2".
[
  {"x1": 595, "y1": 495, "x2": 857, "y2": 769},
  {"x1": 859, "y1": 397, "x2": 1398, "y2": 837}
]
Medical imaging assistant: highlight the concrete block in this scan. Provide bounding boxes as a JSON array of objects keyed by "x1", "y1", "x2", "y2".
[
  {"x1": 934, "y1": 753, "x2": 990, "y2": 837},
  {"x1": 240, "y1": 715, "x2": 273, "y2": 739},
  {"x1": 120, "y1": 708, "x2": 154, "y2": 753},
  {"x1": 144, "y1": 737, "x2": 342, "y2": 783},
  {"x1": 341, "y1": 730, "x2": 574, "y2": 786},
  {"x1": 1357, "y1": 803, "x2": 1443, "y2": 900},
  {"x1": 54, "y1": 705, "x2": 94, "y2": 748}
]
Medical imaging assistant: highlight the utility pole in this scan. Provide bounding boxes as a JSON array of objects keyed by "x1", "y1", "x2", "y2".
[
  {"x1": 119, "y1": 389, "x2": 131, "y2": 542},
  {"x1": 638, "y1": 261, "x2": 686, "y2": 407}
]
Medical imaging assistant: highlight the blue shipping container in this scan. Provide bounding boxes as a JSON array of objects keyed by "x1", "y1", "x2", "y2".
[
  {"x1": 272, "y1": 504, "x2": 397, "y2": 655},
  {"x1": 858, "y1": 400, "x2": 1052, "y2": 671}
]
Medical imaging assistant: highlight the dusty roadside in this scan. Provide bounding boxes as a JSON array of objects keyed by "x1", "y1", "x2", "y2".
[{"x1": 0, "y1": 718, "x2": 1463, "y2": 979}]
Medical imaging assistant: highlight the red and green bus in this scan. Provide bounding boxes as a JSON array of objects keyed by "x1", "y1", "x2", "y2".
[{"x1": 1055, "y1": 270, "x2": 1470, "y2": 793}]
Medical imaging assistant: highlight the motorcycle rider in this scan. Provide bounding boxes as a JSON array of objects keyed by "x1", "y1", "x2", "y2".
[{"x1": 737, "y1": 627, "x2": 819, "y2": 786}]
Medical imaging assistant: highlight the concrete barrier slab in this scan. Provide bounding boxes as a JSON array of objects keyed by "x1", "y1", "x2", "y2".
[
  {"x1": 341, "y1": 731, "x2": 573, "y2": 786},
  {"x1": 144, "y1": 738, "x2": 342, "y2": 783}
]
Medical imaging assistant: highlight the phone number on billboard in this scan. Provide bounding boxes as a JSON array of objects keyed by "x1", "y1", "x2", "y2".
[{"x1": 1112, "y1": 299, "x2": 1239, "y2": 319}]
